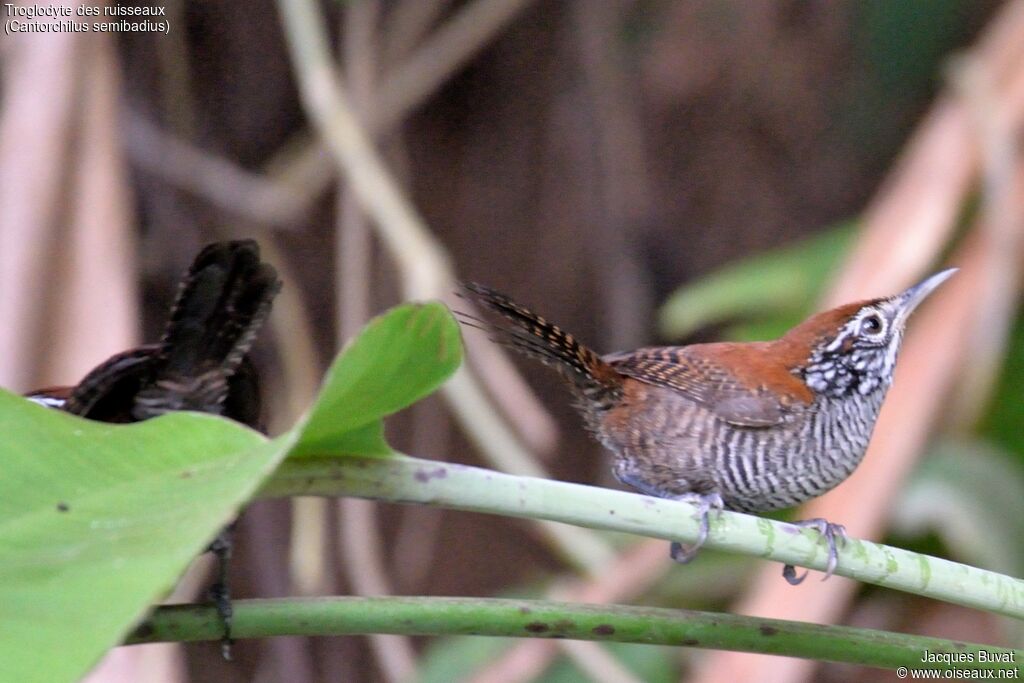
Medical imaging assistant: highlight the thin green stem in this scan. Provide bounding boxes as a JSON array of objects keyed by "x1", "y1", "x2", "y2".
[
  {"x1": 128, "y1": 596, "x2": 1023, "y2": 673},
  {"x1": 260, "y1": 454, "x2": 1024, "y2": 620}
]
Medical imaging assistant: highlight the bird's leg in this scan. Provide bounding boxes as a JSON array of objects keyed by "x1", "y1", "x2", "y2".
[
  {"x1": 669, "y1": 492, "x2": 725, "y2": 564},
  {"x1": 614, "y1": 470, "x2": 726, "y2": 564},
  {"x1": 783, "y1": 518, "x2": 848, "y2": 585},
  {"x1": 206, "y1": 526, "x2": 235, "y2": 660}
]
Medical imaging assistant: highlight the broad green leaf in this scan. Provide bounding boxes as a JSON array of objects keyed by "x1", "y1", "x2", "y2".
[
  {"x1": 658, "y1": 224, "x2": 854, "y2": 340},
  {"x1": 892, "y1": 438, "x2": 1024, "y2": 644},
  {"x1": 0, "y1": 393, "x2": 282, "y2": 683},
  {"x1": 292, "y1": 301, "x2": 462, "y2": 457},
  {"x1": 0, "y1": 301, "x2": 463, "y2": 682},
  {"x1": 892, "y1": 438, "x2": 1024, "y2": 578}
]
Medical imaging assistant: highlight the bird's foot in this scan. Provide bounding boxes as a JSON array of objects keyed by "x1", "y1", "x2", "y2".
[
  {"x1": 206, "y1": 528, "x2": 235, "y2": 660},
  {"x1": 782, "y1": 518, "x2": 848, "y2": 585},
  {"x1": 669, "y1": 492, "x2": 725, "y2": 564}
]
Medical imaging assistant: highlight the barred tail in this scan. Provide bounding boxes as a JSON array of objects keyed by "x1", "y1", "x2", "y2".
[
  {"x1": 159, "y1": 240, "x2": 281, "y2": 379},
  {"x1": 459, "y1": 282, "x2": 623, "y2": 403},
  {"x1": 134, "y1": 240, "x2": 281, "y2": 419}
]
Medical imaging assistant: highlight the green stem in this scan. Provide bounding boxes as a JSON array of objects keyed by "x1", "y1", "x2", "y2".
[
  {"x1": 128, "y1": 596, "x2": 1023, "y2": 673},
  {"x1": 260, "y1": 454, "x2": 1024, "y2": 620}
]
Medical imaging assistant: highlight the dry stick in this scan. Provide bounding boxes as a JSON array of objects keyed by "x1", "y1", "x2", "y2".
[
  {"x1": 375, "y1": 0, "x2": 535, "y2": 128},
  {"x1": 695, "y1": 6, "x2": 1024, "y2": 682},
  {"x1": 454, "y1": 303, "x2": 560, "y2": 459},
  {"x1": 391, "y1": 397, "x2": 449, "y2": 592},
  {"x1": 826, "y1": 0, "x2": 1024, "y2": 304},
  {"x1": 261, "y1": 236, "x2": 331, "y2": 603},
  {"x1": 382, "y1": 0, "x2": 455, "y2": 65},
  {"x1": 277, "y1": 0, "x2": 562, "y2": 457},
  {"x1": 252, "y1": 239, "x2": 327, "y2": 683},
  {"x1": 467, "y1": 7, "x2": 660, "y2": 681},
  {"x1": 52, "y1": 28, "x2": 173, "y2": 683},
  {"x1": 123, "y1": 111, "x2": 308, "y2": 228},
  {"x1": 272, "y1": 0, "x2": 542, "y2": 207},
  {"x1": 259, "y1": 241, "x2": 331, "y2": 597},
  {"x1": 268, "y1": 0, "x2": 542, "y2": 239},
  {"x1": 352, "y1": 2, "x2": 450, "y2": 606},
  {"x1": 277, "y1": 0, "x2": 612, "y2": 573},
  {"x1": 153, "y1": 0, "x2": 197, "y2": 140},
  {"x1": 48, "y1": 32, "x2": 139, "y2": 384},
  {"x1": 254, "y1": 239, "x2": 324, "y2": 437},
  {"x1": 340, "y1": 498, "x2": 418, "y2": 682},
  {"x1": 121, "y1": 1, "x2": 556, "y2": 463},
  {"x1": 825, "y1": 98, "x2": 974, "y2": 304},
  {"x1": 946, "y1": 56, "x2": 1024, "y2": 427},
  {"x1": 333, "y1": 4, "x2": 420, "y2": 681},
  {"x1": 382, "y1": 0, "x2": 560, "y2": 459},
  {"x1": 0, "y1": 17, "x2": 83, "y2": 391},
  {"x1": 120, "y1": 0, "x2": 556, "y2": 458},
  {"x1": 285, "y1": 452, "x2": 332, "y2": 598},
  {"x1": 572, "y1": 0, "x2": 654, "y2": 351}
]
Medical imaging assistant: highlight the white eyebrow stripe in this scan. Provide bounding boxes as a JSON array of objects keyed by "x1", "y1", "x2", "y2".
[{"x1": 825, "y1": 326, "x2": 853, "y2": 351}]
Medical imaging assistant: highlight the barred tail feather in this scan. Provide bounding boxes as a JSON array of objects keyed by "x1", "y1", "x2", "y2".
[
  {"x1": 134, "y1": 240, "x2": 281, "y2": 420},
  {"x1": 459, "y1": 283, "x2": 622, "y2": 403},
  {"x1": 160, "y1": 240, "x2": 281, "y2": 378}
]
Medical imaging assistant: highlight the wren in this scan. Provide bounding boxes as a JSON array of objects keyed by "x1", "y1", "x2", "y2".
[
  {"x1": 27, "y1": 239, "x2": 280, "y2": 427},
  {"x1": 25, "y1": 239, "x2": 281, "y2": 656},
  {"x1": 462, "y1": 269, "x2": 956, "y2": 583}
]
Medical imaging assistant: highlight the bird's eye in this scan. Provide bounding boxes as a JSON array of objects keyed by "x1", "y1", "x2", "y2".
[{"x1": 860, "y1": 314, "x2": 884, "y2": 336}]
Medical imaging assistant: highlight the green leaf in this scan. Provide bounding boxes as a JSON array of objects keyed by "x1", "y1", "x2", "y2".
[
  {"x1": 291, "y1": 301, "x2": 462, "y2": 457},
  {"x1": 892, "y1": 438, "x2": 1024, "y2": 578},
  {"x1": 0, "y1": 300, "x2": 463, "y2": 682},
  {"x1": 0, "y1": 393, "x2": 280, "y2": 683},
  {"x1": 658, "y1": 224, "x2": 855, "y2": 340},
  {"x1": 892, "y1": 438, "x2": 1024, "y2": 645}
]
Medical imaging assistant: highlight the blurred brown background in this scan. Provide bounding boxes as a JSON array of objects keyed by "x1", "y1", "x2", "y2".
[{"x1": 2, "y1": 1, "x2": 1022, "y2": 682}]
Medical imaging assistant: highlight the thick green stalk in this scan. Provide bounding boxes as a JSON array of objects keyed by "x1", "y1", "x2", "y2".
[
  {"x1": 260, "y1": 454, "x2": 1024, "y2": 619},
  {"x1": 128, "y1": 597, "x2": 1023, "y2": 673}
]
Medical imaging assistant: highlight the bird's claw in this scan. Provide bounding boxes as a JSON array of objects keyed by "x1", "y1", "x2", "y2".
[
  {"x1": 782, "y1": 563, "x2": 807, "y2": 585},
  {"x1": 207, "y1": 528, "x2": 235, "y2": 660},
  {"x1": 782, "y1": 518, "x2": 848, "y2": 585},
  {"x1": 208, "y1": 579, "x2": 234, "y2": 660},
  {"x1": 670, "y1": 492, "x2": 725, "y2": 564}
]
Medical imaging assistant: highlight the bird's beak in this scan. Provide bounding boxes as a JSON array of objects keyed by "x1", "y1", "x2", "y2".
[{"x1": 894, "y1": 268, "x2": 958, "y2": 326}]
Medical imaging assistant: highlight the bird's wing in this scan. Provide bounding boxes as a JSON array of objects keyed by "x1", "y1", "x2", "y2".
[
  {"x1": 62, "y1": 346, "x2": 161, "y2": 421},
  {"x1": 608, "y1": 344, "x2": 809, "y2": 427}
]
